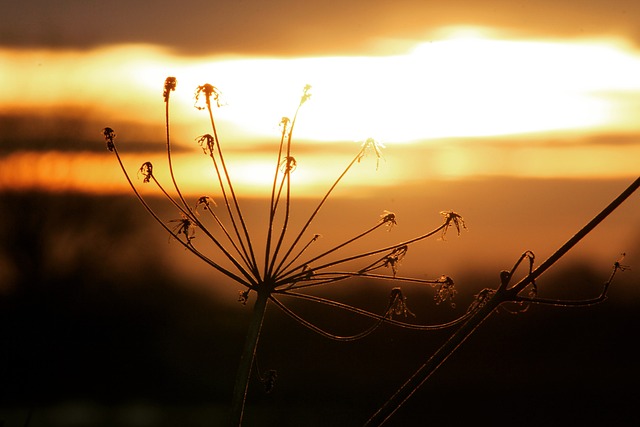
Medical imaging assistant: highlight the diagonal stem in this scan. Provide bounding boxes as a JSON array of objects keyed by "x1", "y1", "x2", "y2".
[
  {"x1": 364, "y1": 288, "x2": 505, "y2": 426},
  {"x1": 365, "y1": 176, "x2": 640, "y2": 426},
  {"x1": 508, "y1": 176, "x2": 640, "y2": 296}
]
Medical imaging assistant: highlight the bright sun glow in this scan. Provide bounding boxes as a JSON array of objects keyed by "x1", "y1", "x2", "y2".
[
  {"x1": 3, "y1": 29, "x2": 640, "y2": 144},
  {"x1": 128, "y1": 33, "x2": 640, "y2": 143},
  {"x1": 2, "y1": 27, "x2": 640, "y2": 193}
]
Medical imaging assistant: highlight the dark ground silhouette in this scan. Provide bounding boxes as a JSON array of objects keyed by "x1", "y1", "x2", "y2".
[{"x1": 1, "y1": 191, "x2": 638, "y2": 426}]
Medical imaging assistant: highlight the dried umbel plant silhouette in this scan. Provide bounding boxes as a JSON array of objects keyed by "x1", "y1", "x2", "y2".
[
  {"x1": 102, "y1": 77, "x2": 473, "y2": 425},
  {"x1": 104, "y1": 77, "x2": 639, "y2": 426}
]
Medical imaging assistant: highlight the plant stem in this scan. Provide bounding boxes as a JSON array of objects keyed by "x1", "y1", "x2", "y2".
[
  {"x1": 364, "y1": 289, "x2": 505, "y2": 426},
  {"x1": 230, "y1": 289, "x2": 269, "y2": 426},
  {"x1": 365, "y1": 176, "x2": 640, "y2": 426}
]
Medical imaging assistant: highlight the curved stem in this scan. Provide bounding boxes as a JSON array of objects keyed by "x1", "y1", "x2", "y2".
[
  {"x1": 230, "y1": 290, "x2": 269, "y2": 426},
  {"x1": 270, "y1": 295, "x2": 384, "y2": 341},
  {"x1": 276, "y1": 290, "x2": 472, "y2": 330},
  {"x1": 164, "y1": 93, "x2": 192, "y2": 214}
]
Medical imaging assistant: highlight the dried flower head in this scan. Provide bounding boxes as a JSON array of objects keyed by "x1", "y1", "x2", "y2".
[
  {"x1": 614, "y1": 252, "x2": 631, "y2": 272},
  {"x1": 138, "y1": 161, "x2": 154, "y2": 183},
  {"x1": 102, "y1": 127, "x2": 116, "y2": 152},
  {"x1": 280, "y1": 117, "x2": 291, "y2": 128},
  {"x1": 170, "y1": 215, "x2": 195, "y2": 243},
  {"x1": 380, "y1": 210, "x2": 397, "y2": 229},
  {"x1": 467, "y1": 288, "x2": 496, "y2": 313},
  {"x1": 195, "y1": 83, "x2": 222, "y2": 109},
  {"x1": 383, "y1": 245, "x2": 408, "y2": 277},
  {"x1": 196, "y1": 134, "x2": 216, "y2": 156},
  {"x1": 300, "y1": 264, "x2": 314, "y2": 281},
  {"x1": 300, "y1": 84, "x2": 312, "y2": 105},
  {"x1": 440, "y1": 211, "x2": 467, "y2": 239},
  {"x1": 238, "y1": 289, "x2": 250, "y2": 305},
  {"x1": 386, "y1": 287, "x2": 415, "y2": 319},
  {"x1": 195, "y1": 195, "x2": 216, "y2": 212},
  {"x1": 261, "y1": 369, "x2": 278, "y2": 394},
  {"x1": 163, "y1": 77, "x2": 177, "y2": 102},
  {"x1": 432, "y1": 275, "x2": 457, "y2": 308},
  {"x1": 280, "y1": 156, "x2": 297, "y2": 173},
  {"x1": 358, "y1": 138, "x2": 385, "y2": 170}
]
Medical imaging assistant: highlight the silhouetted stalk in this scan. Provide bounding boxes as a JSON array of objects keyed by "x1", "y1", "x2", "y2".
[
  {"x1": 142, "y1": 174, "x2": 257, "y2": 284},
  {"x1": 198, "y1": 202, "x2": 256, "y2": 271},
  {"x1": 365, "y1": 176, "x2": 640, "y2": 426},
  {"x1": 230, "y1": 289, "x2": 269, "y2": 426},
  {"x1": 266, "y1": 88, "x2": 310, "y2": 278},
  {"x1": 277, "y1": 233, "x2": 321, "y2": 276},
  {"x1": 273, "y1": 150, "x2": 374, "y2": 278},
  {"x1": 106, "y1": 137, "x2": 253, "y2": 287},
  {"x1": 163, "y1": 79, "x2": 192, "y2": 214},
  {"x1": 269, "y1": 295, "x2": 385, "y2": 341},
  {"x1": 104, "y1": 81, "x2": 470, "y2": 426},
  {"x1": 280, "y1": 220, "x2": 448, "y2": 285},
  {"x1": 205, "y1": 99, "x2": 260, "y2": 278},
  {"x1": 364, "y1": 287, "x2": 504, "y2": 426},
  {"x1": 274, "y1": 291, "x2": 473, "y2": 330},
  {"x1": 284, "y1": 272, "x2": 444, "y2": 291},
  {"x1": 293, "y1": 221, "x2": 390, "y2": 270},
  {"x1": 264, "y1": 121, "x2": 289, "y2": 277},
  {"x1": 507, "y1": 176, "x2": 640, "y2": 297}
]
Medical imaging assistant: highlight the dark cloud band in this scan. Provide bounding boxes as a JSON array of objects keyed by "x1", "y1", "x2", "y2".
[{"x1": 2, "y1": 0, "x2": 640, "y2": 56}]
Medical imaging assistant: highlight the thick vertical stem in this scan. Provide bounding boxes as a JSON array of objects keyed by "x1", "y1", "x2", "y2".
[{"x1": 230, "y1": 290, "x2": 269, "y2": 426}]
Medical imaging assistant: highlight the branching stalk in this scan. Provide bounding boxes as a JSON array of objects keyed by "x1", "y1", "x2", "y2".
[{"x1": 365, "y1": 176, "x2": 640, "y2": 426}]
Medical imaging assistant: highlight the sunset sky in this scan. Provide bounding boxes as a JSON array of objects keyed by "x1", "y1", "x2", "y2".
[
  {"x1": 1, "y1": 0, "x2": 640, "y2": 195},
  {"x1": 2, "y1": 4, "x2": 640, "y2": 422}
]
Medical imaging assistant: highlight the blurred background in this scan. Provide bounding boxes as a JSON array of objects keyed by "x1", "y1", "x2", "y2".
[{"x1": 2, "y1": 1, "x2": 640, "y2": 425}]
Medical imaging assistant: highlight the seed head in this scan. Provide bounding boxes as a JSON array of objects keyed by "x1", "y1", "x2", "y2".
[
  {"x1": 379, "y1": 210, "x2": 397, "y2": 229},
  {"x1": 170, "y1": 215, "x2": 196, "y2": 243},
  {"x1": 440, "y1": 210, "x2": 466, "y2": 239},
  {"x1": 280, "y1": 156, "x2": 297, "y2": 173},
  {"x1": 138, "y1": 161, "x2": 154, "y2": 183},
  {"x1": 358, "y1": 138, "x2": 385, "y2": 170},
  {"x1": 195, "y1": 83, "x2": 222, "y2": 109},
  {"x1": 238, "y1": 289, "x2": 250, "y2": 305},
  {"x1": 300, "y1": 84, "x2": 312, "y2": 105},
  {"x1": 163, "y1": 77, "x2": 177, "y2": 102},
  {"x1": 614, "y1": 252, "x2": 630, "y2": 272},
  {"x1": 195, "y1": 195, "x2": 216, "y2": 212},
  {"x1": 261, "y1": 369, "x2": 278, "y2": 393},
  {"x1": 383, "y1": 245, "x2": 408, "y2": 277},
  {"x1": 102, "y1": 127, "x2": 116, "y2": 152},
  {"x1": 196, "y1": 134, "x2": 216, "y2": 156},
  {"x1": 432, "y1": 275, "x2": 457, "y2": 308},
  {"x1": 386, "y1": 287, "x2": 415, "y2": 319}
]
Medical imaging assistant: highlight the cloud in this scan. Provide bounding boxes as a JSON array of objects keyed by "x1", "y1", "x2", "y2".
[
  {"x1": 0, "y1": 113, "x2": 190, "y2": 154},
  {"x1": 2, "y1": 0, "x2": 640, "y2": 56}
]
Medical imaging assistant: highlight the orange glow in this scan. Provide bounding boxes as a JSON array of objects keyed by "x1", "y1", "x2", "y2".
[{"x1": 2, "y1": 27, "x2": 640, "y2": 194}]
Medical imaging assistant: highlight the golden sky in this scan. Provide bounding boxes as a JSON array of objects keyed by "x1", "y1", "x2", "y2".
[{"x1": 1, "y1": 1, "x2": 640, "y2": 195}]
